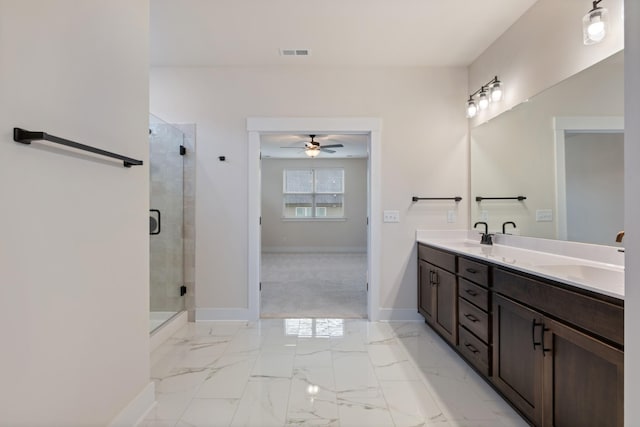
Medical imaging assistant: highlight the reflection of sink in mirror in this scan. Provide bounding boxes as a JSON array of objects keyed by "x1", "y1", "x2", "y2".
[{"x1": 534, "y1": 264, "x2": 623, "y2": 284}]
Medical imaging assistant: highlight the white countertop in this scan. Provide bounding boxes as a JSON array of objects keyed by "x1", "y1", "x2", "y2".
[{"x1": 416, "y1": 230, "x2": 624, "y2": 300}]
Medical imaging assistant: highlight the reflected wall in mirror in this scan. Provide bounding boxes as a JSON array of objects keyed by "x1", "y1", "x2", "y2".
[{"x1": 471, "y1": 50, "x2": 624, "y2": 246}]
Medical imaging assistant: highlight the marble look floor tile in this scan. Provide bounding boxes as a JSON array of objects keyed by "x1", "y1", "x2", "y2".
[
  {"x1": 251, "y1": 350, "x2": 295, "y2": 379},
  {"x1": 332, "y1": 351, "x2": 379, "y2": 393},
  {"x1": 336, "y1": 387, "x2": 394, "y2": 427},
  {"x1": 286, "y1": 374, "x2": 339, "y2": 426},
  {"x1": 380, "y1": 380, "x2": 446, "y2": 427},
  {"x1": 196, "y1": 355, "x2": 255, "y2": 399},
  {"x1": 179, "y1": 398, "x2": 238, "y2": 427},
  {"x1": 230, "y1": 378, "x2": 291, "y2": 427},
  {"x1": 146, "y1": 319, "x2": 531, "y2": 427}
]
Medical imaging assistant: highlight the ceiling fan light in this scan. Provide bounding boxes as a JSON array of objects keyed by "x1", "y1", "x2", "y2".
[{"x1": 305, "y1": 148, "x2": 320, "y2": 157}]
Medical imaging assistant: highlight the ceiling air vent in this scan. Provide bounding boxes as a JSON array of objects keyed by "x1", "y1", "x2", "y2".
[{"x1": 280, "y1": 49, "x2": 310, "y2": 57}]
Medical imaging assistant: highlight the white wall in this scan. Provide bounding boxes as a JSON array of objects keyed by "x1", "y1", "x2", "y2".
[
  {"x1": 262, "y1": 158, "x2": 367, "y2": 253},
  {"x1": 469, "y1": 0, "x2": 624, "y2": 125},
  {"x1": 150, "y1": 66, "x2": 468, "y2": 317},
  {"x1": 0, "y1": 1, "x2": 151, "y2": 425},
  {"x1": 625, "y1": 0, "x2": 640, "y2": 424}
]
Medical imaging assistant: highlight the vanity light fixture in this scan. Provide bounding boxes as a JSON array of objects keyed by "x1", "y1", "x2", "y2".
[
  {"x1": 583, "y1": 0, "x2": 608, "y2": 45},
  {"x1": 466, "y1": 76, "x2": 503, "y2": 118}
]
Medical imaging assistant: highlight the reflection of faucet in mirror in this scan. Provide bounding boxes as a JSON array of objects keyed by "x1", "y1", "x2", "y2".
[
  {"x1": 474, "y1": 221, "x2": 493, "y2": 245},
  {"x1": 502, "y1": 221, "x2": 516, "y2": 234}
]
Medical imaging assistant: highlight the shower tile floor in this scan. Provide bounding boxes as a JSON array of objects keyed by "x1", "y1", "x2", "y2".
[
  {"x1": 141, "y1": 319, "x2": 528, "y2": 427},
  {"x1": 261, "y1": 253, "x2": 367, "y2": 318}
]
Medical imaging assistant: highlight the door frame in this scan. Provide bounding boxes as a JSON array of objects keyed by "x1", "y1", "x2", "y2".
[{"x1": 247, "y1": 117, "x2": 382, "y2": 321}]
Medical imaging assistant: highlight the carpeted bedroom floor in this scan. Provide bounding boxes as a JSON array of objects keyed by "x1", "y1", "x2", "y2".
[{"x1": 260, "y1": 252, "x2": 367, "y2": 318}]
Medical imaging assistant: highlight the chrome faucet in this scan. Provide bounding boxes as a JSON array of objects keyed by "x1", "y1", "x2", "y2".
[
  {"x1": 502, "y1": 221, "x2": 516, "y2": 234},
  {"x1": 474, "y1": 221, "x2": 493, "y2": 245}
]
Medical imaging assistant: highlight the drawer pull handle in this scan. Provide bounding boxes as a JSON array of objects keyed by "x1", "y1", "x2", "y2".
[
  {"x1": 465, "y1": 268, "x2": 478, "y2": 274},
  {"x1": 464, "y1": 342, "x2": 480, "y2": 354},
  {"x1": 464, "y1": 313, "x2": 479, "y2": 322},
  {"x1": 465, "y1": 289, "x2": 478, "y2": 297}
]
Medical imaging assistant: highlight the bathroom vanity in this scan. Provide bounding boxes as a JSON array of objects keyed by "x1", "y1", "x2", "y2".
[{"x1": 417, "y1": 232, "x2": 624, "y2": 427}]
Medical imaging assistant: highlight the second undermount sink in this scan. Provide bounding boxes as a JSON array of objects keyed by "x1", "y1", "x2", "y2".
[{"x1": 534, "y1": 264, "x2": 624, "y2": 284}]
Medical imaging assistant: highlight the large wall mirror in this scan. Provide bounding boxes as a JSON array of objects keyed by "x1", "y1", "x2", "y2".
[{"x1": 470, "y1": 50, "x2": 624, "y2": 246}]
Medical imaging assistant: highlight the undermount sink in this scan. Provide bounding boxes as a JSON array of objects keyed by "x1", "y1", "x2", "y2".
[{"x1": 534, "y1": 264, "x2": 624, "y2": 284}]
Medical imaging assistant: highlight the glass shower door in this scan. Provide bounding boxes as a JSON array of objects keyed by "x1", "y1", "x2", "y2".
[{"x1": 149, "y1": 114, "x2": 185, "y2": 332}]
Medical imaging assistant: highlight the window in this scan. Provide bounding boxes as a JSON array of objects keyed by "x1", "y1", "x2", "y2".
[{"x1": 283, "y1": 168, "x2": 344, "y2": 218}]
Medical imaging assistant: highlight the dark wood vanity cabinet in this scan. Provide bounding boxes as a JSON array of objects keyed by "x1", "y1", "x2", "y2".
[
  {"x1": 417, "y1": 243, "x2": 624, "y2": 427},
  {"x1": 457, "y1": 257, "x2": 491, "y2": 376},
  {"x1": 493, "y1": 268, "x2": 624, "y2": 427},
  {"x1": 418, "y1": 245, "x2": 457, "y2": 345}
]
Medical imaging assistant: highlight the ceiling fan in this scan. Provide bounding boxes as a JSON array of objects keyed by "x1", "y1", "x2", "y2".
[{"x1": 281, "y1": 135, "x2": 344, "y2": 157}]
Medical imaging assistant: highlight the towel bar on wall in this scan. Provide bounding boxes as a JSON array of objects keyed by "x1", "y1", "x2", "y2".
[
  {"x1": 475, "y1": 196, "x2": 526, "y2": 202},
  {"x1": 13, "y1": 127, "x2": 143, "y2": 167},
  {"x1": 412, "y1": 196, "x2": 462, "y2": 202}
]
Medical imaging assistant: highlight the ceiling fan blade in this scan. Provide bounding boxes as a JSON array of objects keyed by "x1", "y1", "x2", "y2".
[
  {"x1": 320, "y1": 144, "x2": 344, "y2": 149},
  {"x1": 320, "y1": 148, "x2": 336, "y2": 153}
]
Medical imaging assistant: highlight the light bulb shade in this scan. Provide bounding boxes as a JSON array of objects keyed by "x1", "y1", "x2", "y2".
[
  {"x1": 305, "y1": 148, "x2": 320, "y2": 157},
  {"x1": 478, "y1": 91, "x2": 489, "y2": 110},
  {"x1": 583, "y1": 5, "x2": 608, "y2": 45},
  {"x1": 466, "y1": 99, "x2": 477, "y2": 118},
  {"x1": 490, "y1": 81, "x2": 503, "y2": 102}
]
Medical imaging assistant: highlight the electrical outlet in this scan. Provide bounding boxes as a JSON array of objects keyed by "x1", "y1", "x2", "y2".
[
  {"x1": 480, "y1": 210, "x2": 489, "y2": 221},
  {"x1": 383, "y1": 210, "x2": 400, "y2": 223},
  {"x1": 447, "y1": 210, "x2": 457, "y2": 223},
  {"x1": 536, "y1": 209, "x2": 553, "y2": 222}
]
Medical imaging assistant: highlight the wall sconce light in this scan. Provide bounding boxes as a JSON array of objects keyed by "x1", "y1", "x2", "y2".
[
  {"x1": 466, "y1": 76, "x2": 503, "y2": 118},
  {"x1": 583, "y1": 0, "x2": 608, "y2": 45}
]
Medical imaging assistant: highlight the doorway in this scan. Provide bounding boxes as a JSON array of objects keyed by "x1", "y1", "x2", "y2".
[
  {"x1": 247, "y1": 118, "x2": 382, "y2": 321},
  {"x1": 260, "y1": 141, "x2": 368, "y2": 318}
]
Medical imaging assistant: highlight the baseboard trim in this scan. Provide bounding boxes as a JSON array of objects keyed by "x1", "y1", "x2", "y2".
[
  {"x1": 109, "y1": 381, "x2": 155, "y2": 427},
  {"x1": 150, "y1": 311, "x2": 188, "y2": 352},
  {"x1": 378, "y1": 309, "x2": 423, "y2": 322},
  {"x1": 196, "y1": 308, "x2": 251, "y2": 321},
  {"x1": 262, "y1": 246, "x2": 367, "y2": 253}
]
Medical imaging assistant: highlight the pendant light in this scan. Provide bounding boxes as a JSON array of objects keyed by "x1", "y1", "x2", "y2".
[{"x1": 583, "y1": 0, "x2": 608, "y2": 45}]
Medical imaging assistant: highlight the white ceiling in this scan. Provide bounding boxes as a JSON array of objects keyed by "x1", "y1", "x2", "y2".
[
  {"x1": 150, "y1": 0, "x2": 538, "y2": 67},
  {"x1": 261, "y1": 134, "x2": 369, "y2": 159}
]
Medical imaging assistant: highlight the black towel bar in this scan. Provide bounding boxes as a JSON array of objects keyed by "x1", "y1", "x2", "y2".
[
  {"x1": 412, "y1": 196, "x2": 462, "y2": 202},
  {"x1": 475, "y1": 196, "x2": 526, "y2": 202},
  {"x1": 13, "y1": 127, "x2": 143, "y2": 168}
]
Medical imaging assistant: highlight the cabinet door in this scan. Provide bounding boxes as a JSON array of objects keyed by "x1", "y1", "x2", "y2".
[
  {"x1": 418, "y1": 259, "x2": 434, "y2": 323},
  {"x1": 492, "y1": 294, "x2": 543, "y2": 426},
  {"x1": 433, "y1": 266, "x2": 457, "y2": 345},
  {"x1": 543, "y1": 318, "x2": 623, "y2": 427}
]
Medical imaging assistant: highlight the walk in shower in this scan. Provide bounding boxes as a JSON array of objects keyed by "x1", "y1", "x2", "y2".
[{"x1": 149, "y1": 114, "x2": 185, "y2": 332}]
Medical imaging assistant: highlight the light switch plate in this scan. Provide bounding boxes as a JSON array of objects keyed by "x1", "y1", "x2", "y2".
[
  {"x1": 536, "y1": 209, "x2": 553, "y2": 222},
  {"x1": 447, "y1": 210, "x2": 457, "y2": 223},
  {"x1": 383, "y1": 210, "x2": 400, "y2": 223},
  {"x1": 480, "y1": 210, "x2": 489, "y2": 221}
]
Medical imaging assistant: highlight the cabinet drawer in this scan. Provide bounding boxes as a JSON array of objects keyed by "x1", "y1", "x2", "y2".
[
  {"x1": 459, "y1": 298, "x2": 489, "y2": 343},
  {"x1": 458, "y1": 326, "x2": 490, "y2": 376},
  {"x1": 458, "y1": 257, "x2": 489, "y2": 287},
  {"x1": 459, "y1": 278, "x2": 489, "y2": 311},
  {"x1": 418, "y1": 244, "x2": 456, "y2": 273}
]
